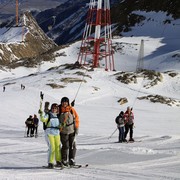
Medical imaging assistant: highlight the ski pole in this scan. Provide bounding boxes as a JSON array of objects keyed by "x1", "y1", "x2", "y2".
[{"x1": 108, "y1": 128, "x2": 118, "y2": 139}]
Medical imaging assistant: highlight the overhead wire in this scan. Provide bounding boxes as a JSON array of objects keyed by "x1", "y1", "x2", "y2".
[
  {"x1": 0, "y1": 0, "x2": 12, "y2": 11},
  {"x1": 130, "y1": 15, "x2": 170, "y2": 110},
  {"x1": 73, "y1": 66, "x2": 89, "y2": 101}
]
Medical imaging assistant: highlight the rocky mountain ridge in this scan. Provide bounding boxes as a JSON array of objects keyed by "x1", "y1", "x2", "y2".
[
  {"x1": 0, "y1": 12, "x2": 57, "y2": 69},
  {"x1": 0, "y1": 0, "x2": 179, "y2": 70}
]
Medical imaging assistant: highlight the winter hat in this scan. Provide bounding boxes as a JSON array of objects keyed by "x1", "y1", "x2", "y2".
[
  {"x1": 50, "y1": 103, "x2": 58, "y2": 110},
  {"x1": 61, "y1": 97, "x2": 70, "y2": 105},
  {"x1": 120, "y1": 111, "x2": 124, "y2": 116}
]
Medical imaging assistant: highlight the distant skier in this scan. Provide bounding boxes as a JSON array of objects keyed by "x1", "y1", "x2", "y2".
[
  {"x1": 115, "y1": 111, "x2": 125, "y2": 143},
  {"x1": 40, "y1": 91, "x2": 44, "y2": 100},
  {"x1": 124, "y1": 107, "x2": 134, "y2": 142},
  {"x1": 25, "y1": 115, "x2": 34, "y2": 137},
  {"x1": 21, "y1": 84, "x2": 25, "y2": 90},
  {"x1": 3, "y1": 86, "x2": 5, "y2": 92}
]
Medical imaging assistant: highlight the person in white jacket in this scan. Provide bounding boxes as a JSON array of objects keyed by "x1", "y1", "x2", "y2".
[{"x1": 39, "y1": 103, "x2": 62, "y2": 168}]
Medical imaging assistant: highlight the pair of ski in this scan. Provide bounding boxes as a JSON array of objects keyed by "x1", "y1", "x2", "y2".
[
  {"x1": 127, "y1": 140, "x2": 142, "y2": 143},
  {"x1": 116, "y1": 140, "x2": 142, "y2": 143},
  {"x1": 43, "y1": 164, "x2": 88, "y2": 170}
]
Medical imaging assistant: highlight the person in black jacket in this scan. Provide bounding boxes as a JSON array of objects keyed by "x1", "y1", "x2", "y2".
[
  {"x1": 115, "y1": 111, "x2": 125, "y2": 143},
  {"x1": 25, "y1": 115, "x2": 34, "y2": 137}
]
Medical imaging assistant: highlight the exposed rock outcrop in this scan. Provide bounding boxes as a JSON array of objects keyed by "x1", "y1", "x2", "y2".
[{"x1": 0, "y1": 12, "x2": 57, "y2": 69}]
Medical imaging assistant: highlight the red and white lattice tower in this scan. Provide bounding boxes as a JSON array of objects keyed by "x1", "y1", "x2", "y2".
[{"x1": 77, "y1": 0, "x2": 115, "y2": 71}]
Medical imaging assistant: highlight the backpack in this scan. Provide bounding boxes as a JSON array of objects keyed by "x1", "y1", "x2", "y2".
[
  {"x1": 43, "y1": 115, "x2": 50, "y2": 130},
  {"x1": 58, "y1": 105, "x2": 75, "y2": 134},
  {"x1": 59, "y1": 111, "x2": 75, "y2": 134},
  {"x1": 115, "y1": 111, "x2": 124, "y2": 125},
  {"x1": 43, "y1": 112, "x2": 61, "y2": 130},
  {"x1": 26, "y1": 117, "x2": 33, "y2": 125},
  {"x1": 115, "y1": 116, "x2": 119, "y2": 124}
]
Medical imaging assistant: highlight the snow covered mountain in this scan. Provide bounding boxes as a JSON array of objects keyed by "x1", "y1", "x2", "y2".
[
  {"x1": 1, "y1": 0, "x2": 180, "y2": 46},
  {"x1": 31, "y1": 0, "x2": 180, "y2": 45},
  {"x1": 0, "y1": 0, "x2": 68, "y2": 14},
  {"x1": 0, "y1": 37, "x2": 179, "y2": 179},
  {"x1": 0, "y1": 1, "x2": 180, "y2": 180}
]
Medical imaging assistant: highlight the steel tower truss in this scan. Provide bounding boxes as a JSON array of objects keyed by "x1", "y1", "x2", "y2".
[{"x1": 77, "y1": 0, "x2": 115, "y2": 71}]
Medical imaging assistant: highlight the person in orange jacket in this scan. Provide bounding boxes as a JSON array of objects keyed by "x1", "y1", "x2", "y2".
[{"x1": 58, "y1": 97, "x2": 79, "y2": 166}]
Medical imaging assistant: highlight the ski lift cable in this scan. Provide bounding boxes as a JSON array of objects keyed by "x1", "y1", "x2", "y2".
[
  {"x1": 130, "y1": 21, "x2": 169, "y2": 109},
  {"x1": 0, "y1": 0, "x2": 12, "y2": 11},
  {"x1": 73, "y1": 66, "x2": 89, "y2": 101},
  {"x1": 38, "y1": 16, "x2": 56, "y2": 26}
]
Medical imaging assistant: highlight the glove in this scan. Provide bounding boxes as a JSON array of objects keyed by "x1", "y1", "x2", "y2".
[
  {"x1": 71, "y1": 100, "x2": 75, "y2": 107},
  {"x1": 75, "y1": 128, "x2": 79, "y2": 135},
  {"x1": 40, "y1": 91, "x2": 44, "y2": 100},
  {"x1": 133, "y1": 123, "x2": 135, "y2": 128}
]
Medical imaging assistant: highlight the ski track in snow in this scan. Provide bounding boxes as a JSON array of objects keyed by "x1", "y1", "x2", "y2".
[
  {"x1": 0, "y1": 128, "x2": 180, "y2": 179},
  {"x1": 0, "y1": 24, "x2": 180, "y2": 179}
]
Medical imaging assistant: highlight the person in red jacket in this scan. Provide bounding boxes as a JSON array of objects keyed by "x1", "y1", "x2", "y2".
[
  {"x1": 58, "y1": 97, "x2": 79, "y2": 167},
  {"x1": 124, "y1": 106, "x2": 134, "y2": 142},
  {"x1": 33, "y1": 114, "x2": 39, "y2": 137}
]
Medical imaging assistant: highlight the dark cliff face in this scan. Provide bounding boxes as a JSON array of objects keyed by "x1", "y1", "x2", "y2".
[
  {"x1": 1, "y1": 0, "x2": 179, "y2": 46},
  {"x1": 33, "y1": 0, "x2": 90, "y2": 45},
  {"x1": 33, "y1": 0, "x2": 120, "y2": 45},
  {"x1": 111, "y1": 0, "x2": 180, "y2": 32},
  {"x1": 32, "y1": 0, "x2": 179, "y2": 45}
]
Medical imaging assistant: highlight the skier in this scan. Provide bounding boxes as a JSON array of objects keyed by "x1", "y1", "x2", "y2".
[
  {"x1": 40, "y1": 91, "x2": 44, "y2": 100},
  {"x1": 58, "y1": 97, "x2": 79, "y2": 167},
  {"x1": 21, "y1": 84, "x2": 25, "y2": 90},
  {"x1": 33, "y1": 114, "x2": 39, "y2": 137},
  {"x1": 25, "y1": 115, "x2": 34, "y2": 137},
  {"x1": 115, "y1": 111, "x2": 125, "y2": 143},
  {"x1": 124, "y1": 106, "x2": 134, "y2": 142},
  {"x1": 39, "y1": 103, "x2": 62, "y2": 168},
  {"x1": 3, "y1": 86, "x2": 5, "y2": 92}
]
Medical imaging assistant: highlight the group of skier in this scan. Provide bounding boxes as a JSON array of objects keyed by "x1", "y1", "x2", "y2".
[
  {"x1": 25, "y1": 95, "x2": 134, "y2": 168},
  {"x1": 115, "y1": 106, "x2": 135, "y2": 143},
  {"x1": 2, "y1": 84, "x2": 25, "y2": 92},
  {"x1": 38, "y1": 97, "x2": 79, "y2": 169},
  {"x1": 25, "y1": 114, "x2": 39, "y2": 137}
]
